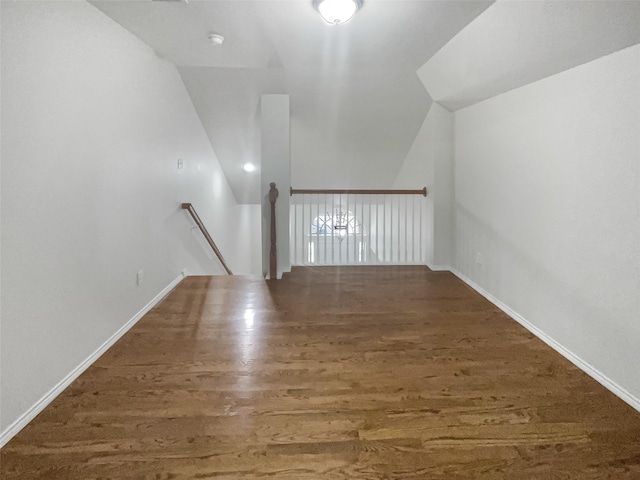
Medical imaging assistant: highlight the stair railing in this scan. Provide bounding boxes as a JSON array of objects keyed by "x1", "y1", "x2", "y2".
[
  {"x1": 181, "y1": 203, "x2": 233, "y2": 275},
  {"x1": 289, "y1": 187, "x2": 427, "y2": 266}
]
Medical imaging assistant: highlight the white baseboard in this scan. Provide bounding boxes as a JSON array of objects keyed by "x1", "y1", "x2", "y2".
[
  {"x1": 426, "y1": 262, "x2": 451, "y2": 272},
  {"x1": 0, "y1": 272, "x2": 186, "y2": 449},
  {"x1": 450, "y1": 268, "x2": 640, "y2": 413}
]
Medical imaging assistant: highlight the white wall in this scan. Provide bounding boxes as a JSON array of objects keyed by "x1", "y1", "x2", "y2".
[
  {"x1": 235, "y1": 204, "x2": 263, "y2": 275},
  {"x1": 394, "y1": 102, "x2": 454, "y2": 269},
  {"x1": 454, "y1": 44, "x2": 640, "y2": 403},
  {"x1": 0, "y1": 0, "x2": 260, "y2": 437}
]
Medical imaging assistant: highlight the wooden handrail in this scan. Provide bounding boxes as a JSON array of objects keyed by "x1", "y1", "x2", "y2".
[
  {"x1": 181, "y1": 203, "x2": 233, "y2": 275},
  {"x1": 268, "y1": 183, "x2": 279, "y2": 280},
  {"x1": 290, "y1": 187, "x2": 427, "y2": 197}
]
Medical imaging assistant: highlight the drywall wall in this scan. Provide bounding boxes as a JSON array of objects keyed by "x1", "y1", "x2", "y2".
[
  {"x1": 431, "y1": 106, "x2": 454, "y2": 268},
  {"x1": 235, "y1": 204, "x2": 263, "y2": 275},
  {"x1": 454, "y1": 44, "x2": 640, "y2": 403},
  {"x1": 0, "y1": 0, "x2": 260, "y2": 438},
  {"x1": 392, "y1": 108, "x2": 434, "y2": 265},
  {"x1": 393, "y1": 102, "x2": 454, "y2": 269}
]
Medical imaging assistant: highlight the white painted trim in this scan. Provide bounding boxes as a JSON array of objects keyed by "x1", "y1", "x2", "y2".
[
  {"x1": 290, "y1": 263, "x2": 440, "y2": 269},
  {"x1": 450, "y1": 268, "x2": 640, "y2": 413},
  {"x1": 0, "y1": 272, "x2": 186, "y2": 448},
  {"x1": 426, "y1": 262, "x2": 451, "y2": 272}
]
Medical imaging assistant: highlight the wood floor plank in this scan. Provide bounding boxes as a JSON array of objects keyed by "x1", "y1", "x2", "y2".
[{"x1": 2, "y1": 266, "x2": 640, "y2": 479}]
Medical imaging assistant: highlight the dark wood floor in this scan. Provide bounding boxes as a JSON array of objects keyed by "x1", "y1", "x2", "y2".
[{"x1": 2, "y1": 266, "x2": 640, "y2": 479}]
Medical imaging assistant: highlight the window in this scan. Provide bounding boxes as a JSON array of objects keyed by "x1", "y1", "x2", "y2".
[{"x1": 311, "y1": 208, "x2": 362, "y2": 236}]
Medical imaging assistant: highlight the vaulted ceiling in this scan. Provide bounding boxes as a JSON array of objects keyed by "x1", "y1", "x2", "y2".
[
  {"x1": 419, "y1": 0, "x2": 640, "y2": 111},
  {"x1": 90, "y1": 0, "x2": 640, "y2": 204},
  {"x1": 90, "y1": 0, "x2": 493, "y2": 203}
]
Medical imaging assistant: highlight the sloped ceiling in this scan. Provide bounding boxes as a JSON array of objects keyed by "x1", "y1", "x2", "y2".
[
  {"x1": 419, "y1": 0, "x2": 640, "y2": 111},
  {"x1": 90, "y1": 0, "x2": 493, "y2": 203},
  {"x1": 89, "y1": 0, "x2": 640, "y2": 204}
]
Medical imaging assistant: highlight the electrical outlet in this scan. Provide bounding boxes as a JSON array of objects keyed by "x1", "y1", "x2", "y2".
[
  {"x1": 475, "y1": 252, "x2": 483, "y2": 265},
  {"x1": 177, "y1": 158, "x2": 184, "y2": 170},
  {"x1": 137, "y1": 269, "x2": 144, "y2": 286}
]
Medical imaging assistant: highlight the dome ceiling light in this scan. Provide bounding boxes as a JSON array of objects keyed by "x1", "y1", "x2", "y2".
[
  {"x1": 242, "y1": 162, "x2": 256, "y2": 173},
  {"x1": 313, "y1": 0, "x2": 362, "y2": 25},
  {"x1": 208, "y1": 33, "x2": 224, "y2": 46}
]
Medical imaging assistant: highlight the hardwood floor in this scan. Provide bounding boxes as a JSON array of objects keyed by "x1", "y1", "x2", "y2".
[{"x1": 2, "y1": 266, "x2": 640, "y2": 479}]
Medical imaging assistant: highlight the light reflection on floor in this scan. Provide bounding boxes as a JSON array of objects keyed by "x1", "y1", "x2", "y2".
[{"x1": 234, "y1": 307, "x2": 261, "y2": 395}]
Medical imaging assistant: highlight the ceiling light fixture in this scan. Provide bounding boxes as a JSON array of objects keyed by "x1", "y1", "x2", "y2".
[
  {"x1": 208, "y1": 33, "x2": 224, "y2": 46},
  {"x1": 313, "y1": 0, "x2": 362, "y2": 25},
  {"x1": 242, "y1": 162, "x2": 256, "y2": 173}
]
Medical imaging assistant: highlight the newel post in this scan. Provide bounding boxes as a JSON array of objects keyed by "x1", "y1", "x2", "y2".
[{"x1": 268, "y1": 182, "x2": 279, "y2": 279}]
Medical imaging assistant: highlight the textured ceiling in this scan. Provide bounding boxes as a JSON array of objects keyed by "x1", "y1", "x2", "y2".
[{"x1": 90, "y1": 0, "x2": 493, "y2": 203}]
